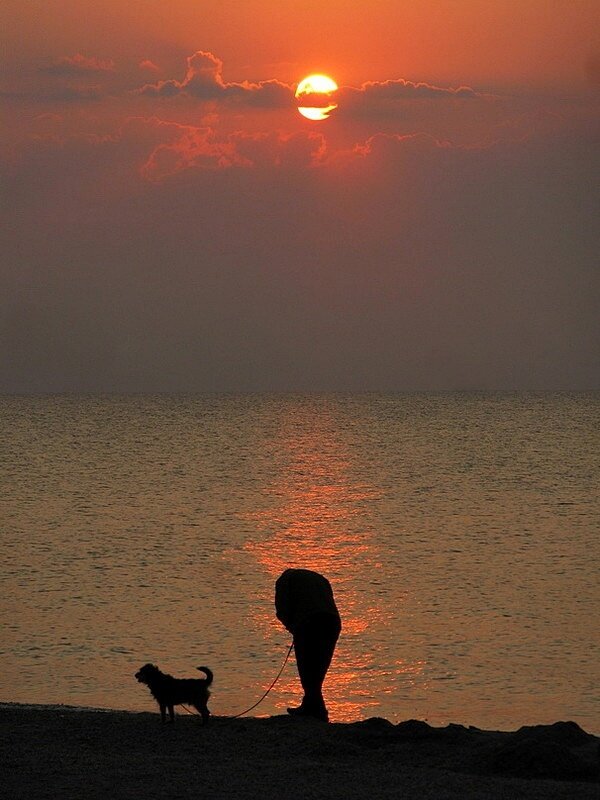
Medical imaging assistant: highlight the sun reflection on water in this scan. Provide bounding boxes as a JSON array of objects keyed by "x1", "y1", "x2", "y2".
[{"x1": 240, "y1": 402, "x2": 425, "y2": 720}]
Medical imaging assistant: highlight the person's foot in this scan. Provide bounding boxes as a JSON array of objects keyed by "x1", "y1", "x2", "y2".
[{"x1": 287, "y1": 705, "x2": 329, "y2": 722}]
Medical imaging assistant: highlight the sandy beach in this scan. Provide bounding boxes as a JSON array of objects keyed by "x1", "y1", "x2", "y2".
[{"x1": 3, "y1": 703, "x2": 598, "y2": 799}]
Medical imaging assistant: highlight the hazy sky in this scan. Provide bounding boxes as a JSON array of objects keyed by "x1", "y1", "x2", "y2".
[{"x1": 1, "y1": 1, "x2": 599, "y2": 391}]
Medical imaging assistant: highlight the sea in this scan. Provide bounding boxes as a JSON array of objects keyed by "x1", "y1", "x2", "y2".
[{"x1": 1, "y1": 393, "x2": 598, "y2": 732}]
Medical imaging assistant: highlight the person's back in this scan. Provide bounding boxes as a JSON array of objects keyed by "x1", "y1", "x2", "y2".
[{"x1": 275, "y1": 568, "x2": 340, "y2": 633}]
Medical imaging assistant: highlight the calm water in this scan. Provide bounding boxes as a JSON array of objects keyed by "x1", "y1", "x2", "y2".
[{"x1": 1, "y1": 393, "x2": 599, "y2": 731}]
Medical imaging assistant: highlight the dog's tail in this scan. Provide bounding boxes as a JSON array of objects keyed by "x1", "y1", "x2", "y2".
[{"x1": 196, "y1": 666, "x2": 213, "y2": 686}]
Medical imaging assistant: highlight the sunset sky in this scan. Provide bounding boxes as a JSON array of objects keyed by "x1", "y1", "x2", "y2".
[{"x1": 1, "y1": 1, "x2": 598, "y2": 391}]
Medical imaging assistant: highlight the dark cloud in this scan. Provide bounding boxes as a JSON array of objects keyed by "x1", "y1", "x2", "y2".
[
  {"x1": 0, "y1": 114, "x2": 328, "y2": 184},
  {"x1": 43, "y1": 86, "x2": 104, "y2": 102},
  {"x1": 40, "y1": 53, "x2": 115, "y2": 76},
  {"x1": 140, "y1": 124, "x2": 327, "y2": 180},
  {"x1": 137, "y1": 50, "x2": 293, "y2": 108},
  {"x1": 229, "y1": 130, "x2": 326, "y2": 169},
  {"x1": 139, "y1": 60, "x2": 160, "y2": 73},
  {"x1": 182, "y1": 50, "x2": 226, "y2": 97},
  {"x1": 0, "y1": 86, "x2": 103, "y2": 103},
  {"x1": 334, "y1": 78, "x2": 481, "y2": 119},
  {"x1": 138, "y1": 79, "x2": 181, "y2": 98},
  {"x1": 139, "y1": 122, "x2": 229, "y2": 180},
  {"x1": 347, "y1": 78, "x2": 477, "y2": 101},
  {"x1": 136, "y1": 51, "x2": 481, "y2": 119}
]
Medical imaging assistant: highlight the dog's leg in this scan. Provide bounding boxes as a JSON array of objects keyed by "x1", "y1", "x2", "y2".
[
  {"x1": 168, "y1": 705, "x2": 175, "y2": 723},
  {"x1": 159, "y1": 704, "x2": 167, "y2": 723},
  {"x1": 194, "y1": 705, "x2": 210, "y2": 724}
]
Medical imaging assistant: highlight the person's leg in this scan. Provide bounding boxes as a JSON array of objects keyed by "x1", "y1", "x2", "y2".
[{"x1": 291, "y1": 614, "x2": 341, "y2": 720}]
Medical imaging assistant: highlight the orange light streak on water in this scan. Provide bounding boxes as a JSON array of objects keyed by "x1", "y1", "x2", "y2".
[{"x1": 241, "y1": 405, "x2": 425, "y2": 720}]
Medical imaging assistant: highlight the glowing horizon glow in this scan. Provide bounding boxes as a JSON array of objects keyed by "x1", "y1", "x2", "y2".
[{"x1": 295, "y1": 73, "x2": 338, "y2": 121}]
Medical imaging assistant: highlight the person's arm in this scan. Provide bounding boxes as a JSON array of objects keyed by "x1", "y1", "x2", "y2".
[{"x1": 275, "y1": 575, "x2": 294, "y2": 633}]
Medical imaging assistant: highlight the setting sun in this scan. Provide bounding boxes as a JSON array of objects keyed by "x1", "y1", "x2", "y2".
[{"x1": 295, "y1": 73, "x2": 338, "y2": 120}]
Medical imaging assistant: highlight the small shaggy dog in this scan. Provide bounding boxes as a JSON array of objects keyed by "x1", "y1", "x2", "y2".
[{"x1": 135, "y1": 663, "x2": 213, "y2": 723}]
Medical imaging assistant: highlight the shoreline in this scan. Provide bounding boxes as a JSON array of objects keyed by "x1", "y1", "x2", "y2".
[{"x1": 3, "y1": 703, "x2": 598, "y2": 799}]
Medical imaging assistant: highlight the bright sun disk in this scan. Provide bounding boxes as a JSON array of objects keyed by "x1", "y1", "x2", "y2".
[{"x1": 296, "y1": 73, "x2": 338, "y2": 121}]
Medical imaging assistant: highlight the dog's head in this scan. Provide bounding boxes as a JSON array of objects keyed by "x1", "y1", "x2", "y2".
[{"x1": 135, "y1": 663, "x2": 161, "y2": 685}]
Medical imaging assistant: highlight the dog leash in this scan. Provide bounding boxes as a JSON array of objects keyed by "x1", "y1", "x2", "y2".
[
  {"x1": 228, "y1": 641, "x2": 294, "y2": 719},
  {"x1": 182, "y1": 641, "x2": 294, "y2": 720}
]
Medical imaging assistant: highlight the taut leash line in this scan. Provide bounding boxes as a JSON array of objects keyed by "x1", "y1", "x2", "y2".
[
  {"x1": 181, "y1": 641, "x2": 294, "y2": 720},
  {"x1": 228, "y1": 641, "x2": 294, "y2": 719}
]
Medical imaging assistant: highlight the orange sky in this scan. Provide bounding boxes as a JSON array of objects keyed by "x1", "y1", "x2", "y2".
[
  {"x1": 2, "y1": 0, "x2": 599, "y2": 90},
  {"x1": 0, "y1": 1, "x2": 598, "y2": 392}
]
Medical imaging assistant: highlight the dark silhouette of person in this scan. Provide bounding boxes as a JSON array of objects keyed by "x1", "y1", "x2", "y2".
[{"x1": 275, "y1": 568, "x2": 341, "y2": 722}]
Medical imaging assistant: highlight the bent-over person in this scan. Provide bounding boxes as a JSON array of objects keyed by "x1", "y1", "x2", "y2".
[{"x1": 275, "y1": 568, "x2": 341, "y2": 722}]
